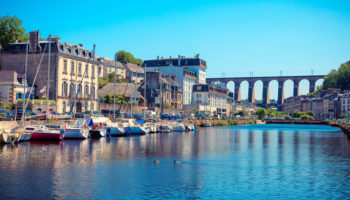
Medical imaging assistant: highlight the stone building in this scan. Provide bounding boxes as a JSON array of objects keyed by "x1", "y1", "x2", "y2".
[
  {"x1": 0, "y1": 30, "x2": 100, "y2": 113},
  {"x1": 142, "y1": 71, "x2": 182, "y2": 114},
  {"x1": 0, "y1": 70, "x2": 35, "y2": 105},
  {"x1": 125, "y1": 62, "x2": 144, "y2": 83},
  {"x1": 99, "y1": 58, "x2": 126, "y2": 79}
]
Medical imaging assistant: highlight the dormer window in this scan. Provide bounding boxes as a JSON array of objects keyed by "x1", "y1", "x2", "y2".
[
  {"x1": 60, "y1": 45, "x2": 64, "y2": 51},
  {"x1": 75, "y1": 49, "x2": 79, "y2": 55},
  {"x1": 82, "y1": 51, "x2": 86, "y2": 57},
  {"x1": 68, "y1": 48, "x2": 71, "y2": 53}
]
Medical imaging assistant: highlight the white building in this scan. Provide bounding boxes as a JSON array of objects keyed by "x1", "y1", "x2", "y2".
[
  {"x1": 143, "y1": 54, "x2": 207, "y2": 105},
  {"x1": 191, "y1": 83, "x2": 232, "y2": 117},
  {"x1": 340, "y1": 91, "x2": 350, "y2": 118}
]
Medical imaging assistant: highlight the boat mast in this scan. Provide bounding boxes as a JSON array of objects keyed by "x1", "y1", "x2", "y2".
[
  {"x1": 69, "y1": 44, "x2": 74, "y2": 113},
  {"x1": 113, "y1": 59, "x2": 117, "y2": 119},
  {"x1": 143, "y1": 64, "x2": 146, "y2": 119},
  {"x1": 22, "y1": 39, "x2": 29, "y2": 127},
  {"x1": 46, "y1": 36, "x2": 51, "y2": 122},
  {"x1": 90, "y1": 44, "x2": 96, "y2": 116}
]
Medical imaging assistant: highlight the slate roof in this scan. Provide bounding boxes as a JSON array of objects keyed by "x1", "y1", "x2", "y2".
[
  {"x1": 125, "y1": 63, "x2": 144, "y2": 74},
  {"x1": 99, "y1": 83, "x2": 141, "y2": 97}
]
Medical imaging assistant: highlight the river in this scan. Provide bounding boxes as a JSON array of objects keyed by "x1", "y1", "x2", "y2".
[{"x1": 0, "y1": 124, "x2": 349, "y2": 199}]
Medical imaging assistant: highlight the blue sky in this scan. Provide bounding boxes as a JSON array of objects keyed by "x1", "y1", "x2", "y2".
[{"x1": 1, "y1": 0, "x2": 350, "y2": 100}]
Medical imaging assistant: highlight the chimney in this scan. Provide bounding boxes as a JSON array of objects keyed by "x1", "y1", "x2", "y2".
[
  {"x1": 157, "y1": 56, "x2": 160, "y2": 59},
  {"x1": 178, "y1": 55, "x2": 181, "y2": 66},
  {"x1": 51, "y1": 36, "x2": 60, "y2": 43},
  {"x1": 195, "y1": 54, "x2": 200, "y2": 59},
  {"x1": 29, "y1": 30, "x2": 41, "y2": 53}
]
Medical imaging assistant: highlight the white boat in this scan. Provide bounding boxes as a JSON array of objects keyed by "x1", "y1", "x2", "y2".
[
  {"x1": 106, "y1": 122, "x2": 125, "y2": 137},
  {"x1": 64, "y1": 127, "x2": 89, "y2": 139},
  {"x1": 172, "y1": 124, "x2": 186, "y2": 132},
  {"x1": 124, "y1": 126, "x2": 147, "y2": 135},
  {"x1": 185, "y1": 125, "x2": 196, "y2": 131},
  {"x1": 203, "y1": 123, "x2": 212, "y2": 127},
  {"x1": 0, "y1": 132, "x2": 21, "y2": 144},
  {"x1": 159, "y1": 125, "x2": 171, "y2": 133},
  {"x1": 89, "y1": 128, "x2": 106, "y2": 138}
]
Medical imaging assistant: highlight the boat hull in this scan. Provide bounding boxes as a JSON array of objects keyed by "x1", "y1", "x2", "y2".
[
  {"x1": 64, "y1": 128, "x2": 88, "y2": 139},
  {"x1": 124, "y1": 127, "x2": 146, "y2": 135},
  {"x1": 89, "y1": 129, "x2": 106, "y2": 138},
  {"x1": 107, "y1": 127, "x2": 125, "y2": 137},
  {"x1": 30, "y1": 132, "x2": 62, "y2": 140}
]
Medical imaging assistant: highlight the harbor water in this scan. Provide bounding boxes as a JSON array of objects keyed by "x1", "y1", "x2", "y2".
[{"x1": 0, "y1": 124, "x2": 350, "y2": 199}]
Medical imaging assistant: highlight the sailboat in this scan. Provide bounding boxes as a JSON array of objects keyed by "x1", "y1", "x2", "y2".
[
  {"x1": 26, "y1": 36, "x2": 62, "y2": 141},
  {"x1": 0, "y1": 40, "x2": 32, "y2": 144}
]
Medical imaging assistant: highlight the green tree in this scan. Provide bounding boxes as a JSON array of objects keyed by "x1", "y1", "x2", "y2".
[
  {"x1": 323, "y1": 61, "x2": 350, "y2": 90},
  {"x1": 115, "y1": 50, "x2": 142, "y2": 65},
  {"x1": 292, "y1": 110, "x2": 302, "y2": 118},
  {"x1": 104, "y1": 94, "x2": 111, "y2": 103},
  {"x1": 0, "y1": 15, "x2": 27, "y2": 49},
  {"x1": 255, "y1": 108, "x2": 266, "y2": 120},
  {"x1": 235, "y1": 110, "x2": 244, "y2": 116},
  {"x1": 305, "y1": 111, "x2": 314, "y2": 117}
]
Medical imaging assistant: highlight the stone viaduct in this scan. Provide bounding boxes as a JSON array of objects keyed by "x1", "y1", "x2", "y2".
[{"x1": 206, "y1": 75, "x2": 325, "y2": 106}]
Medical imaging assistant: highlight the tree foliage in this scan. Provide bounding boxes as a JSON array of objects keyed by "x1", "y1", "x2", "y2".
[
  {"x1": 323, "y1": 61, "x2": 350, "y2": 90},
  {"x1": 0, "y1": 15, "x2": 27, "y2": 49},
  {"x1": 255, "y1": 108, "x2": 266, "y2": 120},
  {"x1": 115, "y1": 50, "x2": 142, "y2": 65}
]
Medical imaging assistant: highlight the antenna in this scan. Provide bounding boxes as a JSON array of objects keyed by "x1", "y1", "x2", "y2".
[
  {"x1": 280, "y1": 70, "x2": 283, "y2": 76},
  {"x1": 311, "y1": 69, "x2": 314, "y2": 75}
]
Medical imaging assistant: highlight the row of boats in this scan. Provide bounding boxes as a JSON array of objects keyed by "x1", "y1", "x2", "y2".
[{"x1": 0, "y1": 117, "x2": 196, "y2": 144}]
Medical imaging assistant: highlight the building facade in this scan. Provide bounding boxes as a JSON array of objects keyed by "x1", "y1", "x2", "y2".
[
  {"x1": 125, "y1": 62, "x2": 144, "y2": 83},
  {"x1": 0, "y1": 30, "x2": 99, "y2": 113},
  {"x1": 143, "y1": 55, "x2": 207, "y2": 105},
  {"x1": 143, "y1": 71, "x2": 182, "y2": 114},
  {"x1": 340, "y1": 91, "x2": 350, "y2": 118},
  {"x1": 0, "y1": 70, "x2": 35, "y2": 105},
  {"x1": 191, "y1": 83, "x2": 231, "y2": 117},
  {"x1": 100, "y1": 58, "x2": 126, "y2": 79}
]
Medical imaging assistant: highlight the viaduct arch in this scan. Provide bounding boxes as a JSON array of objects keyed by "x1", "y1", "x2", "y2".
[{"x1": 206, "y1": 75, "x2": 325, "y2": 106}]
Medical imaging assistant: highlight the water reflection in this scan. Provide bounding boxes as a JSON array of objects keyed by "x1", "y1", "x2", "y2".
[{"x1": 0, "y1": 124, "x2": 349, "y2": 199}]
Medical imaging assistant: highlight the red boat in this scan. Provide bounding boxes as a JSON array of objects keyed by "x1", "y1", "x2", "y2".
[{"x1": 25, "y1": 125, "x2": 63, "y2": 141}]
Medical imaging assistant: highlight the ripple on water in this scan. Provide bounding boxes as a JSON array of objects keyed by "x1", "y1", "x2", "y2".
[{"x1": 0, "y1": 124, "x2": 350, "y2": 199}]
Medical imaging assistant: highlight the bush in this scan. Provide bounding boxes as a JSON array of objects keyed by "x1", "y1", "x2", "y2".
[
  {"x1": 284, "y1": 115, "x2": 291, "y2": 120},
  {"x1": 300, "y1": 115, "x2": 309, "y2": 120}
]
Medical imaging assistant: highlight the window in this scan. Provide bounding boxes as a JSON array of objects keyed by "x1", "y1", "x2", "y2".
[
  {"x1": 85, "y1": 64, "x2": 89, "y2": 77},
  {"x1": 71, "y1": 61, "x2": 75, "y2": 75},
  {"x1": 70, "y1": 83, "x2": 75, "y2": 97},
  {"x1": 62, "y1": 82, "x2": 68, "y2": 97},
  {"x1": 63, "y1": 60, "x2": 67, "y2": 73},
  {"x1": 91, "y1": 86, "x2": 95, "y2": 99},
  {"x1": 78, "y1": 63, "x2": 82, "y2": 75},
  {"x1": 77, "y1": 84, "x2": 82, "y2": 98},
  {"x1": 84, "y1": 102, "x2": 88, "y2": 110},
  {"x1": 84, "y1": 85, "x2": 89, "y2": 98},
  {"x1": 62, "y1": 102, "x2": 66, "y2": 113},
  {"x1": 92, "y1": 65, "x2": 95, "y2": 79}
]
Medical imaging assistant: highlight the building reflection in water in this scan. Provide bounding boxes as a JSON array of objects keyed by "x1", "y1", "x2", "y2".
[{"x1": 0, "y1": 124, "x2": 349, "y2": 199}]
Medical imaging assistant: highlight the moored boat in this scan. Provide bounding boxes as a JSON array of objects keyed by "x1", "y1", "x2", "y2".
[
  {"x1": 172, "y1": 124, "x2": 185, "y2": 132},
  {"x1": 159, "y1": 125, "x2": 171, "y2": 133},
  {"x1": 26, "y1": 125, "x2": 63, "y2": 141},
  {"x1": 64, "y1": 127, "x2": 89, "y2": 139}
]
